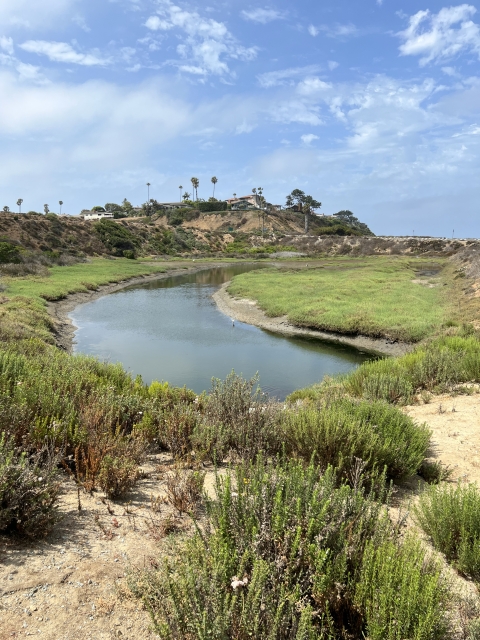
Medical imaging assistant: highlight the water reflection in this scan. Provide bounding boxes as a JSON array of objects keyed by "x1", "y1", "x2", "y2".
[{"x1": 70, "y1": 265, "x2": 370, "y2": 400}]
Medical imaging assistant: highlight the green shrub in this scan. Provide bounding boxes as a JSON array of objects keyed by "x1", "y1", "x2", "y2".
[
  {"x1": 280, "y1": 398, "x2": 430, "y2": 482},
  {"x1": 191, "y1": 371, "x2": 281, "y2": 462},
  {"x1": 123, "y1": 249, "x2": 136, "y2": 259},
  {"x1": 291, "y1": 336, "x2": 480, "y2": 405},
  {"x1": 415, "y1": 482, "x2": 480, "y2": 580},
  {"x1": 356, "y1": 535, "x2": 448, "y2": 640},
  {"x1": 98, "y1": 453, "x2": 140, "y2": 499},
  {"x1": 195, "y1": 201, "x2": 227, "y2": 212},
  {"x1": 129, "y1": 457, "x2": 449, "y2": 639},
  {"x1": 0, "y1": 436, "x2": 61, "y2": 538},
  {"x1": 94, "y1": 219, "x2": 138, "y2": 256},
  {"x1": 0, "y1": 241, "x2": 21, "y2": 264}
]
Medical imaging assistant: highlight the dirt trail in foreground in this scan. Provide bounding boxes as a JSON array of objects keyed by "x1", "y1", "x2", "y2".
[{"x1": 1, "y1": 395, "x2": 480, "y2": 639}]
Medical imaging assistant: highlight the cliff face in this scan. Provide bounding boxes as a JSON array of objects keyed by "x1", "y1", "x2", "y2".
[
  {"x1": 0, "y1": 210, "x2": 475, "y2": 259},
  {"x1": 276, "y1": 234, "x2": 480, "y2": 257}
]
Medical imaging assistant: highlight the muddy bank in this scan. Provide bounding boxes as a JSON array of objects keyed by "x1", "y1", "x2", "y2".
[
  {"x1": 213, "y1": 282, "x2": 412, "y2": 357},
  {"x1": 48, "y1": 264, "x2": 221, "y2": 352}
]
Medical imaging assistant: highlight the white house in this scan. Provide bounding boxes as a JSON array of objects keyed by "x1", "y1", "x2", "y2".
[{"x1": 81, "y1": 211, "x2": 115, "y2": 221}]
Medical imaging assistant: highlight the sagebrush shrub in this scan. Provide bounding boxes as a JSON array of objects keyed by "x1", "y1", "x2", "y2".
[
  {"x1": 0, "y1": 436, "x2": 61, "y2": 538},
  {"x1": 129, "y1": 457, "x2": 450, "y2": 639},
  {"x1": 415, "y1": 482, "x2": 480, "y2": 580},
  {"x1": 280, "y1": 397, "x2": 430, "y2": 482},
  {"x1": 98, "y1": 454, "x2": 140, "y2": 499}
]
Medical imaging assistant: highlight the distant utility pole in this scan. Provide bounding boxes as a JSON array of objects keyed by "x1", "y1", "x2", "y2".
[
  {"x1": 179, "y1": 185, "x2": 183, "y2": 202},
  {"x1": 146, "y1": 182, "x2": 151, "y2": 202},
  {"x1": 59, "y1": 200, "x2": 63, "y2": 215},
  {"x1": 17, "y1": 198, "x2": 23, "y2": 213}
]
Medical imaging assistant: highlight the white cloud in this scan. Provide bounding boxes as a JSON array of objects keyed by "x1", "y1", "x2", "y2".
[
  {"x1": 0, "y1": 37, "x2": 14, "y2": 55},
  {"x1": 328, "y1": 60, "x2": 339, "y2": 70},
  {"x1": 308, "y1": 25, "x2": 319, "y2": 37},
  {"x1": 241, "y1": 8, "x2": 285, "y2": 24},
  {"x1": 258, "y1": 65, "x2": 322, "y2": 88},
  {"x1": 72, "y1": 14, "x2": 91, "y2": 33},
  {"x1": 0, "y1": 0, "x2": 78, "y2": 29},
  {"x1": 319, "y1": 23, "x2": 358, "y2": 38},
  {"x1": 398, "y1": 5, "x2": 480, "y2": 66},
  {"x1": 377, "y1": 0, "x2": 383, "y2": 5},
  {"x1": 301, "y1": 133, "x2": 319, "y2": 145},
  {"x1": 145, "y1": 1, "x2": 257, "y2": 75},
  {"x1": 19, "y1": 41, "x2": 111, "y2": 66}
]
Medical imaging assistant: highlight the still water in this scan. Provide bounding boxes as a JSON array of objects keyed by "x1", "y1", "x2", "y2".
[{"x1": 70, "y1": 265, "x2": 370, "y2": 400}]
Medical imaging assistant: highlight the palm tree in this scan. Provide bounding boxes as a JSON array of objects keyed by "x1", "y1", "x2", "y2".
[
  {"x1": 16, "y1": 199, "x2": 23, "y2": 213},
  {"x1": 190, "y1": 177, "x2": 199, "y2": 201},
  {"x1": 211, "y1": 176, "x2": 218, "y2": 199},
  {"x1": 59, "y1": 200, "x2": 63, "y2": 214},
  {"x1": 146, "y1": 182, "x2": 151, "y2": 202},
  {"x1": 179, "y1": 186, "x2": 183, "y2": 202},
  {"x1": 182, "y1": 191, "x2": 191, "y2": 201},
  {"x1": 44, "y1": 204, "x2": 49, "y2": 215}
]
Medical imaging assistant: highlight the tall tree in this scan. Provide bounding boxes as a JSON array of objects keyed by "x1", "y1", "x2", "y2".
[
  {"x1": 179, "y1": 185, "x2": 183, "y2": 202},
  {"x1": 3, "y1": 206, "x2": 10, "y2": 212},
  {"x1": 286, "y1": 190, "x2": 321, "y2": 233},
  {"x1": 211, "y1": 176, "x2": 218, "y2": 199},
  {"x1": 182, "y1": 191, "x2": 191, "y2": 202},
  {"x1": 59, "y1": 200, "x2": 63, "y2": 214},
  {"x1": 44, "y1": 204, "x2": 49, "y2": 215},
  {"x1": 16, "y1": 199, "x2": 23, "y2": 214},
  {"x1": 190, "y1": 177, "x2": 199, "y2": 201}
]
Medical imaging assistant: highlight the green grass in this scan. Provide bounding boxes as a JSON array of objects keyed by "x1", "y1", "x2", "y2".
[
  {"x1": 227, "y1": 257, "x2": 450, "y2": 342},
  {"x1": 4, "y1": 257, "x2": 167, "y2": 302}
]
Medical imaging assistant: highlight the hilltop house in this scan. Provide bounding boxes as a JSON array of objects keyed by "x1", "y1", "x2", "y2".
[
  {"x1": 80, "y1": 211, "x2": 114, "y2": 221},
  {"x1": 226, "y1": 194, "x2": 262, "y2": 210}
]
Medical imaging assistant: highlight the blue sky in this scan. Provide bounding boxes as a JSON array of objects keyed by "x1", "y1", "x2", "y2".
[{"x1": 1, "y1": 0, "x2": 480, "y2": 236}]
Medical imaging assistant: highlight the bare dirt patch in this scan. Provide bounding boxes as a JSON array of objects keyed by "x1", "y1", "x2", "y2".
[{"x1": 403, "y1": 392, "x2": 480, "y2": 484}]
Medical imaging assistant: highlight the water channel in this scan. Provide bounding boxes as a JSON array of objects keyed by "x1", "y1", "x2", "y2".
[{"x1": 70, "y1": 264, "x2": 370, "y2": 400}]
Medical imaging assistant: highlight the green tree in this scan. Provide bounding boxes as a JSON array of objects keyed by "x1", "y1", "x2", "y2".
[
  {"x1": 182, "y1": 191, "x2": 191, "y2": 202},
  {"x1": 190, "y1": 177, "x2": 199, "y2": 201},
  {"x1": 16, "y1": 199, "x2": 23, "y2": 213},
  {"x1": 3, "y1": 206, "x2": 10, "y2": 213},
  {"x1": 286, "y1": 189, "x2": 321, "y2": 233},
  {"x1": 211, "y1": 176, "x2": 218, "y2": 199},
  {"x1": 59, "y1": 200, "x2": 63, "y2": 214},
  {"x1": 44, "y1": 204, "x2": 49, "y2": 215},
  {"x1": 104, "y1": 203, "x2": 122, "y2": 213},
  {"x1": 92, "y1": 206, "x2": 106, "y2": 212}
]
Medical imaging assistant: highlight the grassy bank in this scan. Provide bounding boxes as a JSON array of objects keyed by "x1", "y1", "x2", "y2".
[{"x1": 227, "y1": 256, "x2": 450, "y2": 342}]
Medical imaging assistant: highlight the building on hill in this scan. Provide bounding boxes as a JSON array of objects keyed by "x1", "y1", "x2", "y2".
[
  {"x1": 80, "y1": 211, "x2": 115, "y2": 221},
  {"x1": 226, "y1": 194, "x2": 261, "y2": 210}
]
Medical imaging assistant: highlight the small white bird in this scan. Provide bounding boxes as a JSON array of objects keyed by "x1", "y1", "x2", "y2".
[{"x1": 230, "y1": 318, "x2": 235, "y2": 326}]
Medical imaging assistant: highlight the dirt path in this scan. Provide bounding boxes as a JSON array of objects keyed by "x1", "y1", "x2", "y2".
[{"x1": 213, "y1": 282, "x2": 412, "y2": 357}]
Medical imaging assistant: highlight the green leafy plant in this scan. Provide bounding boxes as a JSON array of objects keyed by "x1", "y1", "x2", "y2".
[
  {"x1": 0, "y1": 436, "x2": 61, "y2": 538},
  {"x1": 415, "y1": 482, "x2": 480, "y2": 580}
]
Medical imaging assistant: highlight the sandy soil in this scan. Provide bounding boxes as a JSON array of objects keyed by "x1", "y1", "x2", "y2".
[
  {"x1": 404, "y1": 391, "x2": 480, "y2": 484},
  {"x1": 0, "y1": 455, "x2": 218, "y2": 640},
  {"x1": 213, "y1": 282, "x2": 412, "y2": 357}
]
